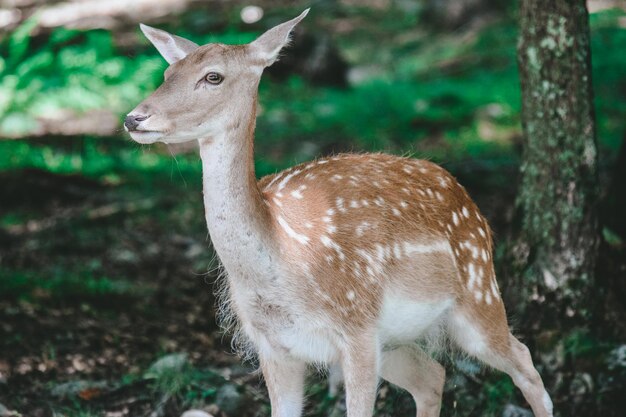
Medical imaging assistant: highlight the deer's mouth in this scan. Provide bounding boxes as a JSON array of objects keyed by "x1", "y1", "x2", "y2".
[{"x1": 128, "y1": 130, "x2": 163, "y2": 144}]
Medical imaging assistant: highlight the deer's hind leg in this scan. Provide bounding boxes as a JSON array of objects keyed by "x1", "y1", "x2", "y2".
[
  {"x1": 448, "y1": 307, "x2": 553, "y2": 417},
  {"x1": 380, "y1": 345, "x2": 445, "y2": 417}
]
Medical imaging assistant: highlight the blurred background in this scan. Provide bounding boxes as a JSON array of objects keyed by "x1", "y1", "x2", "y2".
[{"x1": 0, "y1": 0, "x2": 624, "y2": 416}]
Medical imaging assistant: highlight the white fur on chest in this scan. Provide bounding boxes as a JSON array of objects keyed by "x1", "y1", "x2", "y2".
[{"x1": 230, "y1": 275, "x2": 341, "y2": 364}]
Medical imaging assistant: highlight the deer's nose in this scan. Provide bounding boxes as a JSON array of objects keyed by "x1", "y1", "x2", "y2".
[{"x1": 124, "y1": 114, "x2": 150, "y2": 131}]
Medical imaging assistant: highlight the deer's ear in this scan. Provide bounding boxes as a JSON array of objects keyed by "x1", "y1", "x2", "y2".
[
  {"x1": 249, "y1": 9, "x2": 309, "y2": 67},
  {"x1": 140, "y1": 24, "x2": 199, "y2": 65}
]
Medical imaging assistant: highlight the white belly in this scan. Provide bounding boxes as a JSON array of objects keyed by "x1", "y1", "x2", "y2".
[
  {"x1": 234, "y1": 281, "x2": 453, "y2": 365},
  {"x1": 378, "y1": 295, "x2": 454, "y2": 345}
]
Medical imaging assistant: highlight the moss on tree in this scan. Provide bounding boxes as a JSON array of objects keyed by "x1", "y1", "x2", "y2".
[{"x1": 514, "y1": 0, "x2": 598, "y2": 323}]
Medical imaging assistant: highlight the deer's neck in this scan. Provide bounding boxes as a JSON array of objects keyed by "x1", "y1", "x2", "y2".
[{"x1": 199, "y1": 99, "x2": 276, "y2": 282}]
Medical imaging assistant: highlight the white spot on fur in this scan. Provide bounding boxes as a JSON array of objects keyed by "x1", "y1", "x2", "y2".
[
  {"x1": 277, "y1": 215, "x2": 309, "y2": 244},
  {"x1": 347, "y1": 290, "x2": 355, "y2": 301},
  {"x1": 491, "y1": 279, "x2": 500, "y2": 299},
  {"x1": 462, "y1": 206, "x2": 470, "y2": 218},
  {"x1": 321, "y1": 235, "x2": 345, "y2": 260},
  {"x1": 277, "y1": 169, "x2": 301, "y2": 191},
  {"x1": 478, "y1": 227, "x2": 486, "y2": 238},
  {"x1": 393, "y1": 242, "x2": 402, "y2": 259},
  {"x1": 272, "y1": 198, "x2": 283, "y2": 207},
  {"x1": 392, "y1": 208, "x2": 401, "y2": 216},
  {"x1": 400, "y1": 201, "x2": 409, "y2": 209},
  {"x1": 322, "y1": 216, "x2": 332, "y2": 223},
  {"x1": 264, "y1": 171, "x2": 284, "y2": 190},
  {"x1": 357, "y1": 249, "x2": 382, "y2": 274},
  {"x1": 403, "y1": 240, "x2": 452, "y2": 256},
  {"x1": 326, "y1": 208, "x2": 335, "y2": 216},
  {"x1": 356, "y1": 221, "x2": 371, "y2": 237},
  {"x1": 376, "y1": 244, "x2": 386, "y2": 261},
  {"x1": 467, "y1": 263, "x2": 478, "y2": 290},
  {"x1": 350, "y1": 200, "x2": 360, "y2": 209},
  {"x1": 327, "y1": 225, "x2": 337, "y2": 234},
  {"x1": 305, "y1": 222, "x2": 313, "y2": 229},
  {"x1": 476, "y1": 266, "x2": 484, "y2": 288},
  {"x1": 336, "y1": 197, "x2": 346, "y2": 213},
  {"x1": 452, "y1": 212, "x2": 459, "y2": 226},
  {"x1": 435, "y1": 191, "x2": 444, "y2": 201},
  {"x1": 482, "y1": 249, "x2": 488, "y2": 262}
]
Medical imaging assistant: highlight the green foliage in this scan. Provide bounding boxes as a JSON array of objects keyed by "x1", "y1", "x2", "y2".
[
  {"x1": 0, "y1": 268, "x2": 151, "y2": 301},
  {"x1": 483, "y1": 376, "x2": 516, "y2": 415},
  {"x1": 564, "y1": 328, "x2": 614, "y2": 360},
  {"x1": 589, "y1": 9, "x2": 626, "y2": 150},
  {"x1": 51, "y1": 408, "x2": 100, "y2": 417},
  {"x1": 1, "y1": 9, "x2": 623, "y2": 170},
  {"x1": 0, "y1": 137, "x2": 202, "y2": 180}
]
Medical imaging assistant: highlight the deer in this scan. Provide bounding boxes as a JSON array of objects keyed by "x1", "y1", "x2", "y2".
[{"x1": 124, "y1": 9, "x2": 553, "y2": 417}]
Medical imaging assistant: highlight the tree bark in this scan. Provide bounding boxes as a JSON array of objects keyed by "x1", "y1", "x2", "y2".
[{"x1": 513, "y1": 0, "x2": 599, "y2": 329}]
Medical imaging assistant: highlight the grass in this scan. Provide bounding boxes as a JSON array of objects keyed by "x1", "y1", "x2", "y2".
[{"x1": 0, "y1": 268, "x2": 151, "y2": 302}]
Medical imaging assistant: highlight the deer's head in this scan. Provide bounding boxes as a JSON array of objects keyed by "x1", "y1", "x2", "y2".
[{"x1": 125, "y1": 9, "x2": 309, "y2": 144}]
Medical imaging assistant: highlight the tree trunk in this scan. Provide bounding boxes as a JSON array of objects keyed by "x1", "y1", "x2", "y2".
[{"x1": 514, "y1": 0, "x2": 598, "y2": 327}]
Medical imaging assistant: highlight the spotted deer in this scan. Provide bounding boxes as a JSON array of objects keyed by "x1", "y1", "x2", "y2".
[{"x1": 125, "y1": 10, "x2": 553, "y2": 417}]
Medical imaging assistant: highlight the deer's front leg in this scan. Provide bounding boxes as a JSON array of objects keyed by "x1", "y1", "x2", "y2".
[
  {"x1": 342, "y1": 336, "x2": 380, "y2": 417},
  {"x1": 260, "y1": 354, "x2": 306, "y2": 417}
]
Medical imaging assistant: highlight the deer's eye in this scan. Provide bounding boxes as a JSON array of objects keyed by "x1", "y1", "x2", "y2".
[{"x1": 205, "y1": 72, "x2": 223, "y2": 85}]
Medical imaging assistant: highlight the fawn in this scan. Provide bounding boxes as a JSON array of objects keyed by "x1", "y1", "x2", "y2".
[{"x1": 125, "y1": 10, "x2": 553, "y2": 417}]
